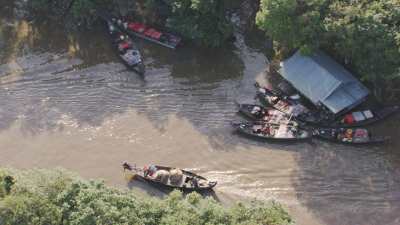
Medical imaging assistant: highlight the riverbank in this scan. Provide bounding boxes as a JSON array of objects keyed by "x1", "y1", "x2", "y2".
[{"x1": 0, "y1": 168, "x2": 292, "y2": 224}]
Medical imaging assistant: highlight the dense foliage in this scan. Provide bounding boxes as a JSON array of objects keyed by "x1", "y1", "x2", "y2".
[
  {"x1": 162, "y1": 0, "x2": 233, "y2": 47},
  {"x1": 27, "y1": 0, "x2": 233, "y2": 47},
  {"x1": 256, "y1": 0, "x2": 400, "y2": 99},
  {"x1": 0, "y1": 168, "x2": 292, "y2": 225},
  {"x1": 28, "y1": 0, "x2": 114, "y2": 28}
]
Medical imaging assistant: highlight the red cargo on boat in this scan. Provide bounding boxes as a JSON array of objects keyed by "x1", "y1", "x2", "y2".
[
  {"x1": 128, "y1": 22, "x2": 146, "y2": 33},
  {"x1": 123, "y1": 20, "x2": 181, "y2": 49}
]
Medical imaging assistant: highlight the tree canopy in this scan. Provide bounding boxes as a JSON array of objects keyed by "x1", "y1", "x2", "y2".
[
  {"x1": 0, "y1": 168, "x2": 292, "y2": 225},
  {"x1": 163, "y1": 0, "x2": 233, "y2": 47},
  {"x1": 256, "y1": 0, "x2": 400, "y2": 99},
  {"x1": 27, "y1": 0, "x2": 234, "y2": 47}
]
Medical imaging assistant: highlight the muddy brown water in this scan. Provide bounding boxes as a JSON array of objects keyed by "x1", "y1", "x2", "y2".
[{"x1": 1, "y1": 6, "x2": 400, "y2": 225}]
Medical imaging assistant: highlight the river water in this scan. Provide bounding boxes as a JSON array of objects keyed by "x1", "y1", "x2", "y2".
[{"x1": 1, "y1": 5, "x2": 400, "y2": 225}]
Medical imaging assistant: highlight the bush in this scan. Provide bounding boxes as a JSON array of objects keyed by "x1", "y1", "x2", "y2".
[{"x1": 0, "y1": 168, "x2": 292, "y2": 225}]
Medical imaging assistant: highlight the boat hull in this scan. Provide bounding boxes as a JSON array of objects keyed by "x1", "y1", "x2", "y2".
[
  {"x1": 232, "y1": 122, "x2": 312, "y2": 142},
  {"x1": 123, "y1": 163, "x2": 217, "y2": 192},
  {"x1": 313, "y1": 128, "x2": 389, "y2": 145}
]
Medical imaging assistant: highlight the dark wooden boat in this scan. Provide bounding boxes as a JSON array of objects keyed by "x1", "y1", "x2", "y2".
[
  {"x1": 313, "y1": 128, "x2": 389, "y2": 145},
  {"x1": 313, "y1": 106, "x2": 400, "y2": 128},
  {"x1": 124, "y1": 21, "x2": 181, "y2": 49},
  {"x1": 254, "y1": 83, "x2": 399, "y2": 128},
  {"x1": 238, "y1": 104, "x2": 298, "y2": 125},
  {"x1": 232, "y1": 121, "x2": 312, "y2": 142},
  {"x1": 99, "y1": 14, "x2": 181, "y2": 49},
  {"x1": 255, "y1": 83, "x2": 311, "y2": 118},
  {"x1": 122, "y1": 162, "x2": 217, "y2": 192},
  {"x1": 100, "y1": 14, "x2": 145, "y2": 75}
]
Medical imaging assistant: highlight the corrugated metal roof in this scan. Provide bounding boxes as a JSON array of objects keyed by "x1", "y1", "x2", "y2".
[{"x1": 279, "y1": 50, "x2": 369, "y2": 114}]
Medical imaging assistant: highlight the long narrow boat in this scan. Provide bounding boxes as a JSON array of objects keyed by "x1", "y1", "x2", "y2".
[
  {"x1": 255, "y1": 83, "x2": 312, "y2": 118},
  {"x1": 98, "y1": 10, "x2": 181, "y2": 49},
  {"x1": 313, "y1": 128, "x2": 389, "y2": 145},
  {"x1": 100, "y1": 13, "x2": 145, "y2": 75},
  {"x1": 238, "y1": 104, "x2": 298, "y2": 125},
  {"x1": 256, "y1": 83, "x2": 399, "y2": 128},
  {"x1": 123, "y1": 21, "x2": 181, "y2": 49},
  {"x1": 232, "y1": 121, "x2": 312, "y2": 142},
  {"x1": 312, "y1": 106, "x2": 399, "y2": 128},
  {"x1": 122, "y1": 162, "x2": 217, "y2": 192}
]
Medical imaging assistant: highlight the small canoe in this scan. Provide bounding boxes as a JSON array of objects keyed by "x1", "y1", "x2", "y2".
[
  {"x1": 122, "y1": 162, "x2": 217, "y2": 192},
  {"x1": 232, "y1": 121, "x2": 312, "y2": 142},
  {"x1": 313, "y1": 128, "x2": 389, "y2": 145},
  {"x1": 105, "y1": 21, "x2": 145, "y2": 75}
]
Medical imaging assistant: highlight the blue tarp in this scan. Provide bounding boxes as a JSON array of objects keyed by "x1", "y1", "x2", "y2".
[{"x1": 279, "y1": 50, "x2": 369, "y2": 114}]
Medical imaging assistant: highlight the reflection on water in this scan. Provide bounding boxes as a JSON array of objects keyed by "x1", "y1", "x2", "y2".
[{"x1": 1, "y1": 6, "x2": 400, "y2": 225}]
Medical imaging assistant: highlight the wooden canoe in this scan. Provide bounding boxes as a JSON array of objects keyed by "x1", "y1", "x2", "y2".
[
  {"x1": 232, "y1": 121, "x2": 312, "y2": 142},
  {"x1": 122, "y1": 162, "x2": 217, "y2": 192},
  {"x1": 313, "y1": 128, "x2": 389, "y2": 145}
]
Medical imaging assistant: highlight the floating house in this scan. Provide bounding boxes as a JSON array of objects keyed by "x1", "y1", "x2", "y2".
[{"x1": 279, "y1": 50, "x2": 369, "y2": 114}]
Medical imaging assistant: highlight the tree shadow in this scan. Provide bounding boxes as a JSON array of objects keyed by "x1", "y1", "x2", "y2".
[{"x1": 0, "y1": 15, "x2": 248, "y2": 145}]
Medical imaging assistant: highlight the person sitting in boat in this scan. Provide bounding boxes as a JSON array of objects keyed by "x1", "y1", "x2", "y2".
[
  {"x1": 109, "y1": 23, "x2": 116, "y2": 34},
  {"x1": 342, "y1": 129, "x2": 353, "y2": 142},
  {"x1": 118, "y1": 36, "x2": 132, "y2": 54},
  {"x1": 289, "y1": 126, "x2": 298, "y2": 137},
  {"x1": 144, "y1": 164, "x2": 157, "y2": 177},
  {"x1": 251, "y1": 106, "x2": 263, "y2": 116},
  {"x1": 184, "y1": 176, "x2": 199, "y2": 188},
  {"x1": 252, "y1": 124, "x2": 263, "y2": 134},
  {"x1": 191, "y1": 177, "x2": 199, "y2": 188},
  {"x1": 271, "y1": 96, "x2": 280, "y2": 105},
  {"x1": 261, "y1": 125, "x2": 270, "y2": 135}
]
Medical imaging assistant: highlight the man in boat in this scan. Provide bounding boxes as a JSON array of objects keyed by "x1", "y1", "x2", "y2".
[
  {"x1": 340, "y1": 129, "x2": 353, "y2": 142},
  {"x1": 252, "y1": 124, "x2": 263, "y2": 134},
  {"x1": 117, "y1": 35, "x2": 131, "y2": 53},
  {"x1": 184, "y1": 176, "x2": 199, "y2": 188},
  {"x1": 261, "y1": 124, "x2": 271, "y2": 135},
  {"x1": 143, "y1": 164, "x2": 157, "y2": 177},
  {"x1": 271, "y1": 96, "x2": 282, "y2": 105},
  {"x1": 251, "y1": 106, "x2": 262, "y2": 116},
  {"x1": 109, "y1": 23, "x2": 116, "y2": 34}
]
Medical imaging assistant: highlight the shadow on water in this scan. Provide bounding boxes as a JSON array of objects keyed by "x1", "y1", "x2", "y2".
[
  {"x1": 127, "y1": 178, "x2": 220, "y2": 202},
  {"x1": 0, "y1": 11, "x2": 245, "y2": 141}
]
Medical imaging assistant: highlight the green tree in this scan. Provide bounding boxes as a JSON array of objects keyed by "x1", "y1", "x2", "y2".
[
  {"x1": 165, "y1": 0, "x2": 233, "y2": 47},
  {"x1": 256, "y1": 0, "x2": 400, "y2": 100},
  {"x1": 0, "y1": 168, "x2": 292, "y2": 225}
]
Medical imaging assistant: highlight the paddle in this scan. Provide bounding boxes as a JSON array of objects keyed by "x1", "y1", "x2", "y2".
[{"x1": 122, "y1": 162, "x2": 142, "y2": 181}]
